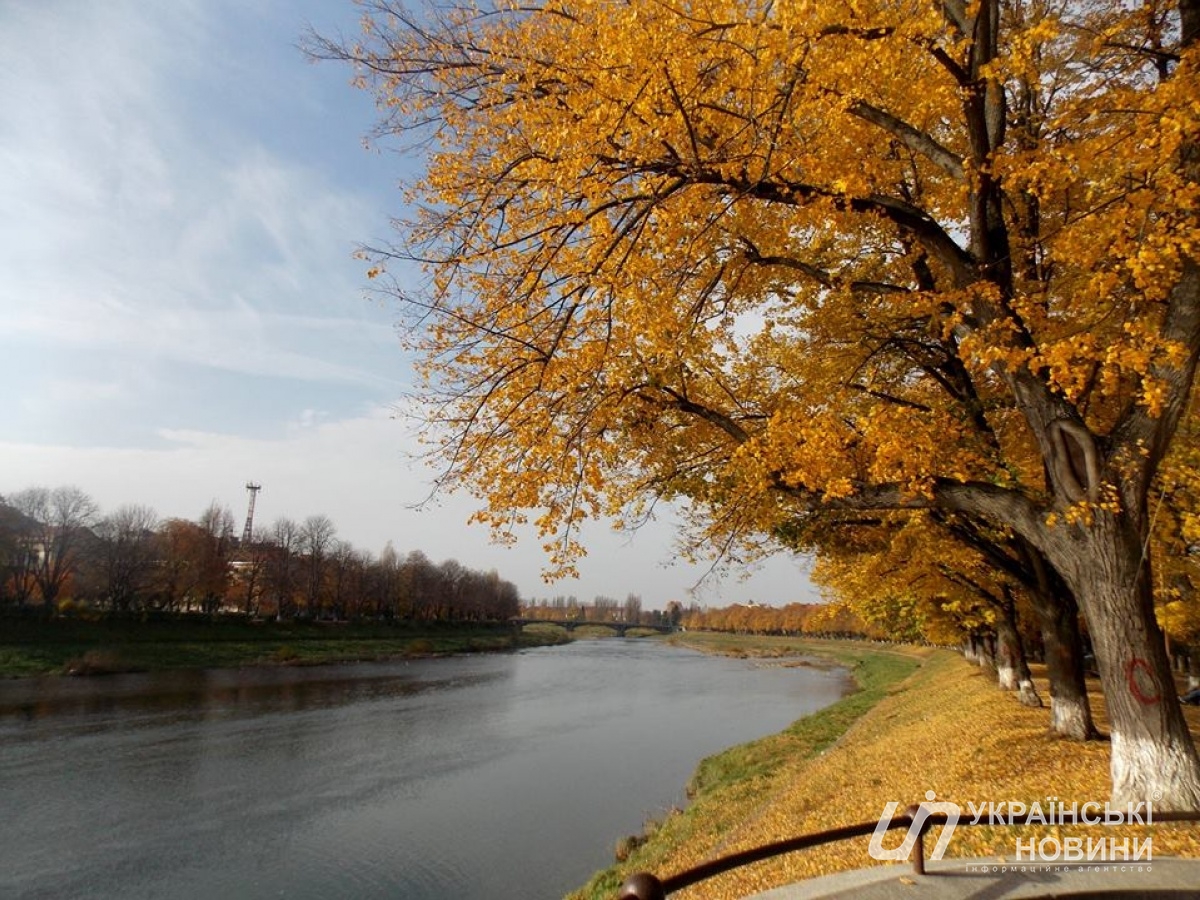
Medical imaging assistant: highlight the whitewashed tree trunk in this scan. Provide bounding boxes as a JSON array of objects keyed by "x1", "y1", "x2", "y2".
[
  {"x1": 962, "y1": 639, "x2": 974, "y2": 663},
  {"x1": 996, "y1": 657, "x2": 1017, "y2": 690},
  {"x1": 1024, "y1": 572, "x2": 1098, "y2": 740},
  {"x1": 994, "y1": 628, "x2": 1018, "y2": 689},
  {"x1": 942, "y1": 483, "x2": 1200, "y2": 804},
  {"x1": 1044, "y1": 517, "x2": 1200, "y2": 808},
  {"x1": 1049, "y1": 692, "x2": 1094, "y2": 739},
  {"x1": 994, "y1": 604, "x2": 1043, "y2": 707}
]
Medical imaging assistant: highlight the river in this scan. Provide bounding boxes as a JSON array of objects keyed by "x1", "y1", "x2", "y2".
[{"x1": 0, "y1": 639, "x2": 850, "y2": 900}]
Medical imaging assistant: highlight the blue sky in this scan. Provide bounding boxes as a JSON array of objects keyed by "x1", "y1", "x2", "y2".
[{"x1": 0, "y1": 0, "x2": 819, "y2": 608}]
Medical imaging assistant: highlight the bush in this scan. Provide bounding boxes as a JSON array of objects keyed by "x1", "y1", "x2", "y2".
[
  {"x1": 271, "y1": 645, "x2": 300, "y2": 663},
  {"x1": 64, "y1": 650, "x2": 137, "y2": 676}
]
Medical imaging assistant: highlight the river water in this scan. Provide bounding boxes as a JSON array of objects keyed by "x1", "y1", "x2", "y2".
[{"x1": 0, "y1": 639, "x2": 850, "y2": 900}]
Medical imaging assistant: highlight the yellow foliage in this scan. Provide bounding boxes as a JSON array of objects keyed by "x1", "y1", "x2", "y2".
[
  {"x1": 1151, "y1": 394, "x2": 1200, "y2": 642},
  {"x1": 334, "y1": 0, "x2": 1200, "y2": 584},
  {"x1": 809, "y1": 511, "x2": 1021, "y2": 644},
  {"x1": 647, "y1": 651, "x2": 1200, "y2": 898}
]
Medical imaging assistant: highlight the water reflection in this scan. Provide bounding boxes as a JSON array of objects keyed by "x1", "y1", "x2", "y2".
[
  {"x1": 0, "y1": 641, "x2": 850, "y2": 900},
  {"x1": 0, "y1": 664, "x2": 504, "y2": 726}
]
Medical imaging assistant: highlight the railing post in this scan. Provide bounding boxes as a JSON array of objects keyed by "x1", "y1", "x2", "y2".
[
  {"x1": 906, "y1": 803, "x2": 926, "y2": 876},
  {"x1": 618, "y1": 872, "x2": 667, "y2": 900},
  {"x1": 911, "y1": 828, "x2": 926, "y2": 875}
]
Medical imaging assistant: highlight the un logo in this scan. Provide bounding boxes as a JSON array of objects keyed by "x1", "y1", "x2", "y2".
[{"x1": 868, "y1": 791, "x2": 960, "y2": 861}]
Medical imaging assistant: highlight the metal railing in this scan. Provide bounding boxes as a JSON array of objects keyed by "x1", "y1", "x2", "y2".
[{"x1": 616, "y1": 805, "x2": 1200, "y2": 900}]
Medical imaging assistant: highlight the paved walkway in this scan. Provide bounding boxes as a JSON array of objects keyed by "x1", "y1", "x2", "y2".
[{"x1": 744, "y1": 857, "x2": 1200, "y2": 899}]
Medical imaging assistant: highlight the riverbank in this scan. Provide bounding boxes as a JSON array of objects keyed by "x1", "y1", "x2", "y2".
[
  {"x1": 0, "y1": 616, "x2": 571, "y2": 678},
  {"x1": 569, "y1": 634, "x2": 1200, "y2": 900}
]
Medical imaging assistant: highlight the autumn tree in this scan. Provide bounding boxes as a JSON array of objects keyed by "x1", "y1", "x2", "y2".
[
  {"x1": 937, "y1": 512, "x2": 1099, "y2": 738},
  {"x1": 0, "y1": 497, "x2": 41, "y2": 608},
  {"x1": 299, "y1": 514, "x2": 337, "y2": 617},
  {"x1": 372, "y1": 541, "x2": 403, "y2": 618},
  {"x1": 153, "y1": 513, "x2": 231, "y2": 613},
  {"x1": 328, "y1": 539, "x2": 362, "y2": 619},
  {"x1": 401, "y1": 549, "x2": 437, "y2": 619},
  {"x1": 813, "y1": 514, "x2": 1045, "y2": 706},
  {"x1": 492, "y1": 571, "x2": 522, "y2": 620},
  {"x1": 592, "y1": 595, "x2": 620, "y2": 622},
  {"x1": 194, "y1": 502, "x2": 235, "y2": 614},
  {"x1": 803, "y1": 509, "x2": 1101, "y2": 736},
  {"x1": 154, "y1": 519, "x2": 198, "y2": 611},
  {"x1": 233, "y1": 527, "x2": 272, "y2": 616},
  {"x1": 623, "y1": 592, "x2": 643, "y2": 623},
  {"x1": 266, "y1": 517, "x2": 301, "y2": 619},
  {"x1": 94, "y1": 504, "x2": 160, "y2": 612},
  {"x1": 0, "y1": 514, "x2": 17, "y2": 608},
  {"x1": 435, "y1": 557, "x2": 466, "y2": 619},
  {"x1": 321, "y1": 0, "x2": 1200, "y2": 804},
  {"x1": 1142, "y1": 404, "x2": 1200, "y2": 698},
  {"x1": 684, "y1": 601, "x2": 868, "y2": 637},
  {"x1": 7, "y1": 486, "x2": 99, "y2": 611}
]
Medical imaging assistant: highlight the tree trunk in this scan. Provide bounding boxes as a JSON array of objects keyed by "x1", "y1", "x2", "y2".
[
  {"x1": 995, "y1": 594, "x2": 1043, "y2": 707},
  {"x1": 1023, "y1": 561, "x2": 1099, "y2": 740},
  {"x1": 975, "y1": 633, "x2": 997, "y2": 673},
  {"x1": 1188, "y1": 649, "x2": 1200, "y2": 693},
  {"x1": 1046, "y1": 517, "x2": 1200, "y2": 808},
  {"x1": 995, "y1": 628, "x2": 1018, "y2": 688},
  {"x1": 963, "y1": 637, "x2": 979, "y2": 663}
]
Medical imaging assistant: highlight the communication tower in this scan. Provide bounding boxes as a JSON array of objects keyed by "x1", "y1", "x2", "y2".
[{"x1": 242, "y1": 482, "x2": 262, "y2": 544}]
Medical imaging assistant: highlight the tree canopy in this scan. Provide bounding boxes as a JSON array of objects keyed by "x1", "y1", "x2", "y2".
[{"x1": 323, "y1": 0, "x2": 1200, "y2": 804}]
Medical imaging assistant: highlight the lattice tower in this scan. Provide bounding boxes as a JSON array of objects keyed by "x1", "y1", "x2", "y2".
[{"x1": 242, "y1": 482, "x2": 262, "y2": 544}]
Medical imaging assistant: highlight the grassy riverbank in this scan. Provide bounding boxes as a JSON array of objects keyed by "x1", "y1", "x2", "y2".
[
  {"x1": 570, "y1": 633, "x2": 1200, "y2": 900},
  {"x1": 0, "y1": 616, "x2": 571, "y2": 678}
]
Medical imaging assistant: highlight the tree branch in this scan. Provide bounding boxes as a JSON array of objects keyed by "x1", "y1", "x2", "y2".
[
  {"x1": 620, "y1": 161, "x2": 976, "y2": 285},
  {"x1": 737, "y1": 237, "x2": 912, "y2": 295},
  {"x1": 847, "y1": 100, "x2": 965, "y2": 179}
]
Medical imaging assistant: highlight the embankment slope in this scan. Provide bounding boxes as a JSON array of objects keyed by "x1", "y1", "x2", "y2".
[{"x1": 571, "y1": 636, "x2": 1200, "y2": 900}]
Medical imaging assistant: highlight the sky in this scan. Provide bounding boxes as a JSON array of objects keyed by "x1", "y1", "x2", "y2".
[{"x1": 0, "y1": 0, "x2": 821, "y2": 609}]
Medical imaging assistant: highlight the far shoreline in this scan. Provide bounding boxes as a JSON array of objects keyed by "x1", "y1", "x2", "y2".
[{"x1": 0, "y1": 615, "x2": 577, "y2": 679}]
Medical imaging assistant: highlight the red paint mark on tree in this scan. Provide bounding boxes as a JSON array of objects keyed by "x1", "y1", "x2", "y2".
[{"x1": 1125, "y1": 657, "x2": 1161, "y2": 705}]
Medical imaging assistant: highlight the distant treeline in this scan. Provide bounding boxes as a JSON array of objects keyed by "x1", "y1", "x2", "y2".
[
  {"x1": 518, "y1": 597, "x2": 871, "y2": 636},
  {"x1": 0, "y1": 485, "x2": 520, "y2": 623},
  {"x1": 521, "y1": 593, "x2": 684, "y2": 627},
  {"x1": 681, "y1": 602, "x2": 871, "y2": 639}
]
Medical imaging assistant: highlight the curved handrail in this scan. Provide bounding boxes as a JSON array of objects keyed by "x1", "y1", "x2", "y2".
[{"x1": 617, "y1": 806, "x2": 1200, "y2": 899}]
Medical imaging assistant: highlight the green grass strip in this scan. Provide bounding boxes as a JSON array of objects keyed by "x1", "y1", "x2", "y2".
[{"x1": 0, "y1": 617, "x2": 569, "y2": 677}]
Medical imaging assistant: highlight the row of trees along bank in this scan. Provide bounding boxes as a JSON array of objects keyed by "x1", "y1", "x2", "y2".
[
  {"x1": 683, "y1": 596, "x2": 1200, "y2": 722},
  {"x1": 521, "y1": 594, "x2": 685, "y2": 627},
  {"x1": 0, "y1": 485, "x2": 520, "y2": 623},
  {"x1": 310, "y1": 0, "x2": 1200, "y2": 805}
]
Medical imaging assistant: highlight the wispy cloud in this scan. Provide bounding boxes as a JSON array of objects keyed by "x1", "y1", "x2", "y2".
[{"x1": 0, "y1": 1, "x2": 402, "y2": 403}]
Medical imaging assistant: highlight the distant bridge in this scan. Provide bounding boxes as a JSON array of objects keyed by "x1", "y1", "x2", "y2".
[{"x1": 512, "y1": 617, "x2": 676, "y2": 637}]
